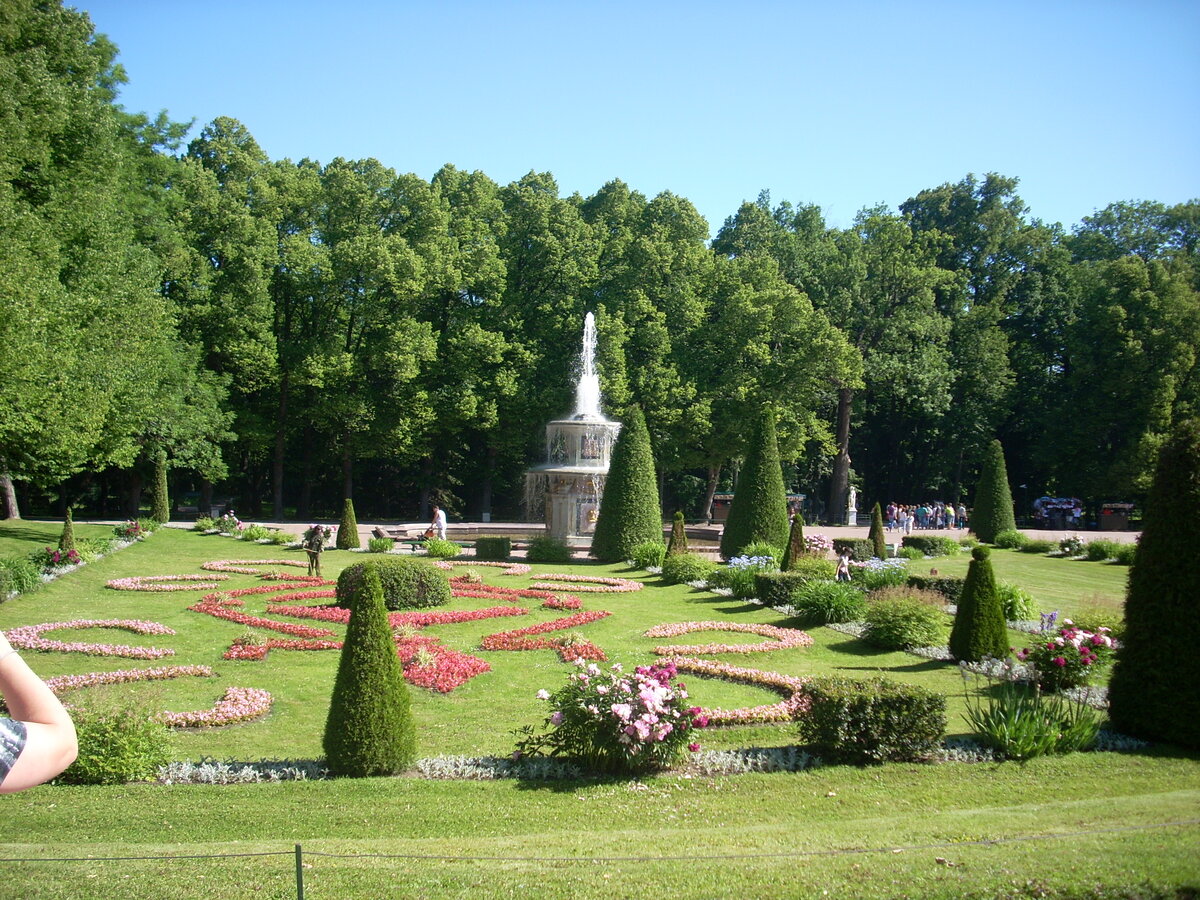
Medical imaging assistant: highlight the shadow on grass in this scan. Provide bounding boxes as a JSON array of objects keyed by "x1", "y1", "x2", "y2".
[
  {"x1": 836, "y1": 659, "x2": 949, "y2": 674},
  {"x1": 0, "y1": 525, "x2": 63, "y2": 544}
]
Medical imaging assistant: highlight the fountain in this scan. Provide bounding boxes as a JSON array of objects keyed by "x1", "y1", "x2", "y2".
[{"x1": 525, "y1": 313, "x2": 622, "y2": 540}]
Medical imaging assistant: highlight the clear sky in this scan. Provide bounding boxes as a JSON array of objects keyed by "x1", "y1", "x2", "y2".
[{"x1": 76, "y1": 0, "x2": 1199, "y2": 237}]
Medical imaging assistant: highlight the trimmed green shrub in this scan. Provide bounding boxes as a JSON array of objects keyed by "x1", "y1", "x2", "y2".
[
  {"x1": 58, "y1": 705, "x2": 172, "y2": 785},
  {"x1": 423, "y1": 537, "x2": 461, "y2": 559},
  {"x1": 708, "y1": 555, "x2": 776, "y2": 599},
  {"x1": 591, "y1": 406, "x2": 663, "y2": 563},
  {"x1": 1113, "y1": 542, "x2": 1137, "y2": 566},
  {"x1": 996, "y1": 581, "x2": 1037, "y2": 620},
  {"x1": 787, "y1": 580, "x2": 867, "y2": 625},
  {"x1": 1084, "y1": 539, "x2": 1122, "y2": 562},
  {"x1": 798, "y1": 676, "x2": 946, "y2": 764},
  {"x1": 780, "y1": 513, "x2": 806, "y2": 572},
  {"x1": 0, "y1": 555, "x2": 42, "y2": 596},
  {"x1": 367, "y1": 537, "x2": 393, "y2": 553},
  {"x1": 719, "y1": 407, "x2": 789, "y2": 559},
  {"x1": 832, "y1": 538, "x2": 873, "y2": 562},
  {"x1": 660, "y1": 552, "x2": 717, "y2": 585},
  {"x1": 151, "y1": 450, "x2": 170, "y2": 524},
  {"x1": 948, "y1": 546, "x2": 1009, "y2": 662},
  {"x1": 754, "y1": 563, "x2": 838, "y2": 606},
  {"x1": 336, "y1": 556, "x2": 451, "y2": 611},
  {"x1": 324, "y1": 564, "x2": 417, "y2": 776},
  {"x1": 992, "y1": 528, "x2": 1028, "y2": 550},
  {"x1": 193, "y1": 516, "x2": 216, "y2": 532},
  {"x1": 475, "y1": 537, "x2": 511, "y2": 561},
  {"x1": 868, "y1": 502, "x2": 887, "y2": 559},
  {"x1": 666, "y1": 511, "x2": 688, "y2": 556},
  {"x1": 1109, "y1": 420, "x2": 1200, "y2": 750},
  {"x1": 629, "y1": 541, "x2": 666, "y2": 570},
  {"x1": 897, "y1": 546, "x2": 924, "y2": 560},
  {"x1": 525, "y1": 535, "x2": 573, "y2": 564},
  {"x1": 240, "y1": 524, "x2": 272, "y2": 542},
  {"x1": 1018, "y1": 539, "x2": 1056, "y2": 554},
  {"x1": 861, "y1": 588, "x2": 948, "y2": 650},
  {"x1": 970, "y1": 439, "x2": 1017, "y2": 543},
  {"x1": 900, "y1": 535, "x2": 960, "y2": 557},
  {"x1": 58, "y1": 508, "x2": 76, "y2": 552},
  {"x1": 336, "y1": 498, "x2": 360, "y2": 550},
  {"x1": 905, "y1": 574, "x2": 965, "y2": 604}
]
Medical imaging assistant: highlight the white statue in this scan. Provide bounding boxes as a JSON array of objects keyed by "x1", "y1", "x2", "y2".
[{"x1": 846, "y1": 486, "x2": 857, "y2": 525}]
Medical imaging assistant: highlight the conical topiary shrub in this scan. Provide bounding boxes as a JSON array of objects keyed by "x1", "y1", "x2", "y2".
[
  {"x1": 336, "y1": 498, "x2": 360, "y2": 550},
  {"x1": 591, "y1": 406, "x2": 662, "y2": 563},
  {"x1": 948, "y1": 546, "x2": 1008, "y2": 662},
  {"x1": 666, "y1": 511, "x2": 688, "y2": 556},
  {"x1": 58, "y1": 507, "x2": 76, "y2": 552},
  {"x1": 151, "y1": 450, "x2": 170, "y2": 524},
  {"x1": 719, "y1": 407, "x2": 790, "y2": 560},
  {"x1": 1108, "y1": 419, "x2": 1200, "y2": 749},
  {"x1": 780, "y1": 513, "x2": 806, "y2": 572},
  {"x1": 323, "y1": 563, "x2": 417, "y2": 776},
  {"x1": 971, "y1": 439, "x2": 1017, "y2": 544},
  {"x1": 869, "y1": 502, "x2": 887, "y2": 559}
]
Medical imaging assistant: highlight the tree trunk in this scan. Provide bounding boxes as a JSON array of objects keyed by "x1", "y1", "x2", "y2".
[
  {"x1": 418, "y1": 456, "x2": 434, "y2": 520},
  {"x1": 271, "y1": 372, "x2": 290, "y2": 519},
  {"x1": 0, "y1": 462, "x2": 19, "y2": 520},
  {"x1": 341, "y1": 439, "x2": 353, "y2": 503},
  {"x1": 480, "y1": 447, "x2": 496, "y2": 520},
  {"x1": 701, "y1": 464, "x2": 721, "y2": 523},
  {"x1": 297, "y1": 429, "x2": 314, "y2": 520},
  {"x1": 126, "y1": 470, "x2": 144, "y2": 519},
  {"x1": 200, "y1": 480, "x2": 214, "y2": 517},
  {"x1": 829, "y1": 387, "x2": 854, "y2": 525}
]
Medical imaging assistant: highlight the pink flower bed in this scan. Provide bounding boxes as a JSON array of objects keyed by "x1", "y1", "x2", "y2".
[
  {"x1": 657, "y1": 656, "x2": 811, "y2": 725},
  {"x1": 159, "y1": 686, "x2": 273, "y2": 728},
  {"x1": 397, "y1": 639, "x2": 492, "y2": 693},
  {"x1": 45, "y1": 665, "x2": 214, "y2": 695},
  {"x1": 266, "y1": 603, "x2": 529, "y2": 629},
  {"x1": 188, "y1": 599, "x2": 335, "y2": 638},
  {"x1": 480, "y1": 610, "x2": 611, "y2": 661},
  {"x1": 541, "y1": 596, "x2": 582, "y2": 610},
  {"x1": 433, "y1": 560, "x2": 532, "y2": 576},
  {"x1": 530, "y1": 574, "x2": 642, "y2": 592},
  {"x1": 224, "y1": 638, "x2": 343, "y2": 660},
  {"x1": 202, "y1": 560, "x2": 308, "y2": 575},
  {"x1": 7, "y1": 620, "x2": 177, "y2": 659},
  {"x1": 204, "y1": 582, "x2": 334, "y2": 601},
  {"x1": 643, "y1": 621, "x2": 814, "y2": 656},
  {"x1": 450, "y1": 585, "x2": 566, "y2": 604},
  {"x1": 106, "y1": 575, "x2": 228, "y2": 592}
]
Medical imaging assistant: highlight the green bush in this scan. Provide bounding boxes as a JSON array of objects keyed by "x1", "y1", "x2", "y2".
[
  {"x1": 58, "y1": 705, "x2": 172, "y2": 785},
  {"x1": 660, "y1": 552, "x2": 717, "y2": 585},
  {"x1": 629, "y1": 541, "x2": 666, "y2": 570},
  {"x1": 1084, "y1": 539, "x2": 1122, "y2": 562},
  {"x1": 970, "y1": 439, "x2": 1017, "y2": 543},
  {"x1": 0, "y1": 555, "x2": 42, "y2": 596},
  {"x1": 336, "y1": 498, "x2": 360, "y2": 550},
  {"x1": 1058, "y1": 535, "x2": 1085, "y2": 556},
  {"x1": 861, "y1": 588, "x2": 948, "y2": 650},
  {"x1": 868, "y1": 502, "x2": 887, "y2": 559},
  {"x1": 74, "y1": 538, "x2": 114, "y2": 562},
  {"x1": 900, "y1": 535, "x2": 960, "y2": 557},
  {"x1": 780, "y1": 514, "x2": 806, "y2": 572},
  {"x1": 720, "y1": 407, "x2": 790, "y2": 559},
  {"x1": 754, "y1": 563, "x2": 838, "y2": 607},
  {"x1": 475, "y1": 537, "x2": 511, "y2": 561},
  {"x1": 948, "y1": 547, "x2": 1010, "y2": 662},
  {"x1": 666, "y1": 511, "x2": 688, "y2": 556},
  {"x1": 525, "y1": 535, "x2": 574, "y2": 564},
  {"x1": 151, "y1": 450, "x2": 170, "y2": 524},
  {"x1": 240, "y1": 524, "x2": 272, "y2": 542},
  {"x1": 336, "y1": 556, "x2": 451, "y2": 611},
  {"x1": 1113, "y1": 542, "x2": 1137, "y2": 566},
  {"x1": 1072, "y1": 606, "x2": 1126, "y2": 643},
  {"x1": 904, "y1": 574, "x2": 965, "y2": 603},
  {"x1": 1019, "y1": 538, "x2": 1056, "y2": 554},
  {"x1": 897, "y1": 546, "x2": 924, "y2": 560},
  {"x1": 739, "y1": 541, "x2": 782, "y2": 566},
  {"x1": 324, "y1": 564, "x2": 417, "y2": 776},
  {"x1": 996, "y1": 581, "x2": 1037, "y2": 620},
  {"x1": 992, "y1": 528, "x2": 1028, "y2": 549},
  {"x1": 58, "y1": 508, "x2": 76, "y2": 552},
  {"x1": 423, "y1": 537, "x2": 461, "y2": 559},
  {"x1": 957, "y1": 535, "x2": 980, "y2": 549},
  {"x1": 798, "y1": 676, "x2": 946, "y2": 764},
  {"x1": 964, "y1": 679, "x2": 1100, "y2": 760},
  {"x1": 832, "y1": 538, "x2": 873, "y2": 562},
  {"x1": 367, "y1": 537, "x2": 393, "y2": 553},
  {"x1": 708, "y1": 555, "x2": 776, "y2": 599},
  {"x1": 852, "y1": 558, "x2": 909, "y2": 590},
  {"x1": 787, "y1": 580, "x2": 867, "y2": 625},
  {"x1": 590, "y1": 406, "x2": 663, "y2": 563},
  {"x1": 193, "y1": 516, "x2": 216, "y2": 532}
]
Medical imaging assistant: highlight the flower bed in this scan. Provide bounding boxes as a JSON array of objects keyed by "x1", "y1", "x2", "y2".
[
  {"x1": 106, "y1": 574, "x2": 229, "y2": 592},
  {"x1": 657, "y1": 656, "x2": 811, "y2": 726},
  {"x1": 159, "y1": 686, "x2": 273, "y2": 728},
  {"x1": 44, "y1": 665, "x2": 215, "y2": 695},
  {"x1": 432, "y1": 560, "x2": 531, "y2": 576},
  {"x1": 202, "y1": 560, "x2": 308, "y2": 575},
  {"x1": 644, "y1": 621, "x2": 813, "y2": 656},
  {"x1": 266, "y1": 603, "x2": 529, "y2": 628},
  {"x1": 7, "y1": 620, "x2": 177, "y2": 659},
  {"x1": 529, "y1": 574, "x2": 642, "y2": 592},
  {"x1": 188, "y1": 599, "x2": 335, "y2": 639},
  {"x1": 480, "y1": 610, "x2": 611, "y2": 662}
]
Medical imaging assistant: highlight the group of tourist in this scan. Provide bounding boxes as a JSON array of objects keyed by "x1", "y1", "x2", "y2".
[{"x1": 886, "y1": 501, "x2": 966, "y2": 533}]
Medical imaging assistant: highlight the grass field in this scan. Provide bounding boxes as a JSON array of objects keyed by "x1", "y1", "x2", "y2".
[{"x1": 0, "y1": 522, "x2": 1196, "y2": 900}]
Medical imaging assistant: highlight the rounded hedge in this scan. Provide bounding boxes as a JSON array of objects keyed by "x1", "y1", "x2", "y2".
[
  {"x1": 660, "y1": 552, "x2": 717, "y2": 585},
  {"x1": 336, "y1": 557, "x2": 451, "y2": 611}
]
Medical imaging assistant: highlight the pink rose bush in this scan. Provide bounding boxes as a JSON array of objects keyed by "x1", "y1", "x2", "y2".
[
  {"x1": 515, "y1": 660, "x2": 705, "y2": 774},
  {"x1": 7, "y1": 620, "x2": 177, "y2": 659},
  {"x1": 1015, "y1": 621, "x2": 1114, "y2": 692},
  {"x1": 644, "y1": 621, "x2": 813, "y2": 656}
]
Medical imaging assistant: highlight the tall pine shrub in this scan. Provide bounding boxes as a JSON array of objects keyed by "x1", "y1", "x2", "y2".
[
  {"x1": 666, "y1": 511, "x2": 688, "y2": 556},
  {"x1": 720, "y1": 408, "x2": 789, "y2": 560},
  {"x1": 336, "y1": 498, "x2": 360, "y2": 550},
  {"x1": 780, "y1": 513, "x2": 805, "y2": 572},
  {"x1": 869, "y1": 502, "x2": 887, "y2": 559},
  {"x1": 948, "y1": 546, "x2": 1008, "y2": 662},
  {"x1": 151, "y1": 450, "x2": 170, "y2": 524},
  {"x1": 1108, "y1": 419, "x2": 1200, "y2": 748},
  {"x1": 971, "y1": 439, "x2": 1016, "y2": 544},
  {"x1": 323, "y1": 564, "x2": 416, "y2": 776},
  {"x1": 58, "y1": 507, "x2": 76, "y2": 552},
  {"x1": 591, "y1": 406, "x2": 662, "y2": 563}
]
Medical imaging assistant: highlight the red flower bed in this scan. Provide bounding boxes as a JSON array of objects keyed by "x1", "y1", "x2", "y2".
[{"x1": 189, "y1": 599, "x2": 335, "y2": 638}]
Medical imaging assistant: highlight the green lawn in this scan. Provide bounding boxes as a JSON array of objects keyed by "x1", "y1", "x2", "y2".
[{"x1": 0, "y1": 523, "x2": 1196, "y2": 899}]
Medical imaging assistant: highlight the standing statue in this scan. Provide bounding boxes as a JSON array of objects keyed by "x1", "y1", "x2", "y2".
[{"x1": 846, "y1": 486, "x2": 858, "y2": 526}]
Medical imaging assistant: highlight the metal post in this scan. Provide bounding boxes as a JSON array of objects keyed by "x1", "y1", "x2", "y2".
[{"x1": 295, "y1": 843, "x2": 305, "y2": 900}]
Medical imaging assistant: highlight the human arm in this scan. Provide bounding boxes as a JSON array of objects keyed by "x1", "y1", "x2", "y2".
[{"x1": 0, "y1": 631, "x2": 77, "y2": 792}]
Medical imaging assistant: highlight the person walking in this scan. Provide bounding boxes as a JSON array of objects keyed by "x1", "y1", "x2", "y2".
[{"x1": 430, "y1": 505, "x2": 448, "y2": 540}]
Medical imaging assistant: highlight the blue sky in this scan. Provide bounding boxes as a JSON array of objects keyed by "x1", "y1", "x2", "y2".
[{"x1": 77, "y1": 0, "x2": 1199, "y2": 237}]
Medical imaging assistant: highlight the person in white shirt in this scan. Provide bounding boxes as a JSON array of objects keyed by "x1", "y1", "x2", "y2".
[{"x1": 430, "y1": 505, "x2": 448, "y2": 540}]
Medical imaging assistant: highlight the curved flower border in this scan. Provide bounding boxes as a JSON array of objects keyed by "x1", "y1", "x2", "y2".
[
  {"x1": 644, "y1": 621, "x2": 813, "y2": 656},
  {"x1": 44, "y1": 664, "x2": 214, "y2": 695},
  {"x1": 433, "y1": 560, "x2": 531, "y2": 576},
  {"x1": 107, "y1": 574, "x2": 228, "y2": 592},
  {"x1": 530, "y1": 574, "x2": 643, "y2": 593},
  {"x1": 202, "y1": 559, "x2": 308, "y2": 575},
  {"x1": 657, "y1": 656, "x2": 811, "y2": 725},
  {"x1": 6, "y1": 620, "x2": 177, "y2": 659}
]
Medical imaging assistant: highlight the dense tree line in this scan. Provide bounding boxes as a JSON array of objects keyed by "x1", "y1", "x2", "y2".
[{"x1": 2, "y1": 2, "x2": 1197, "y2": 524}]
